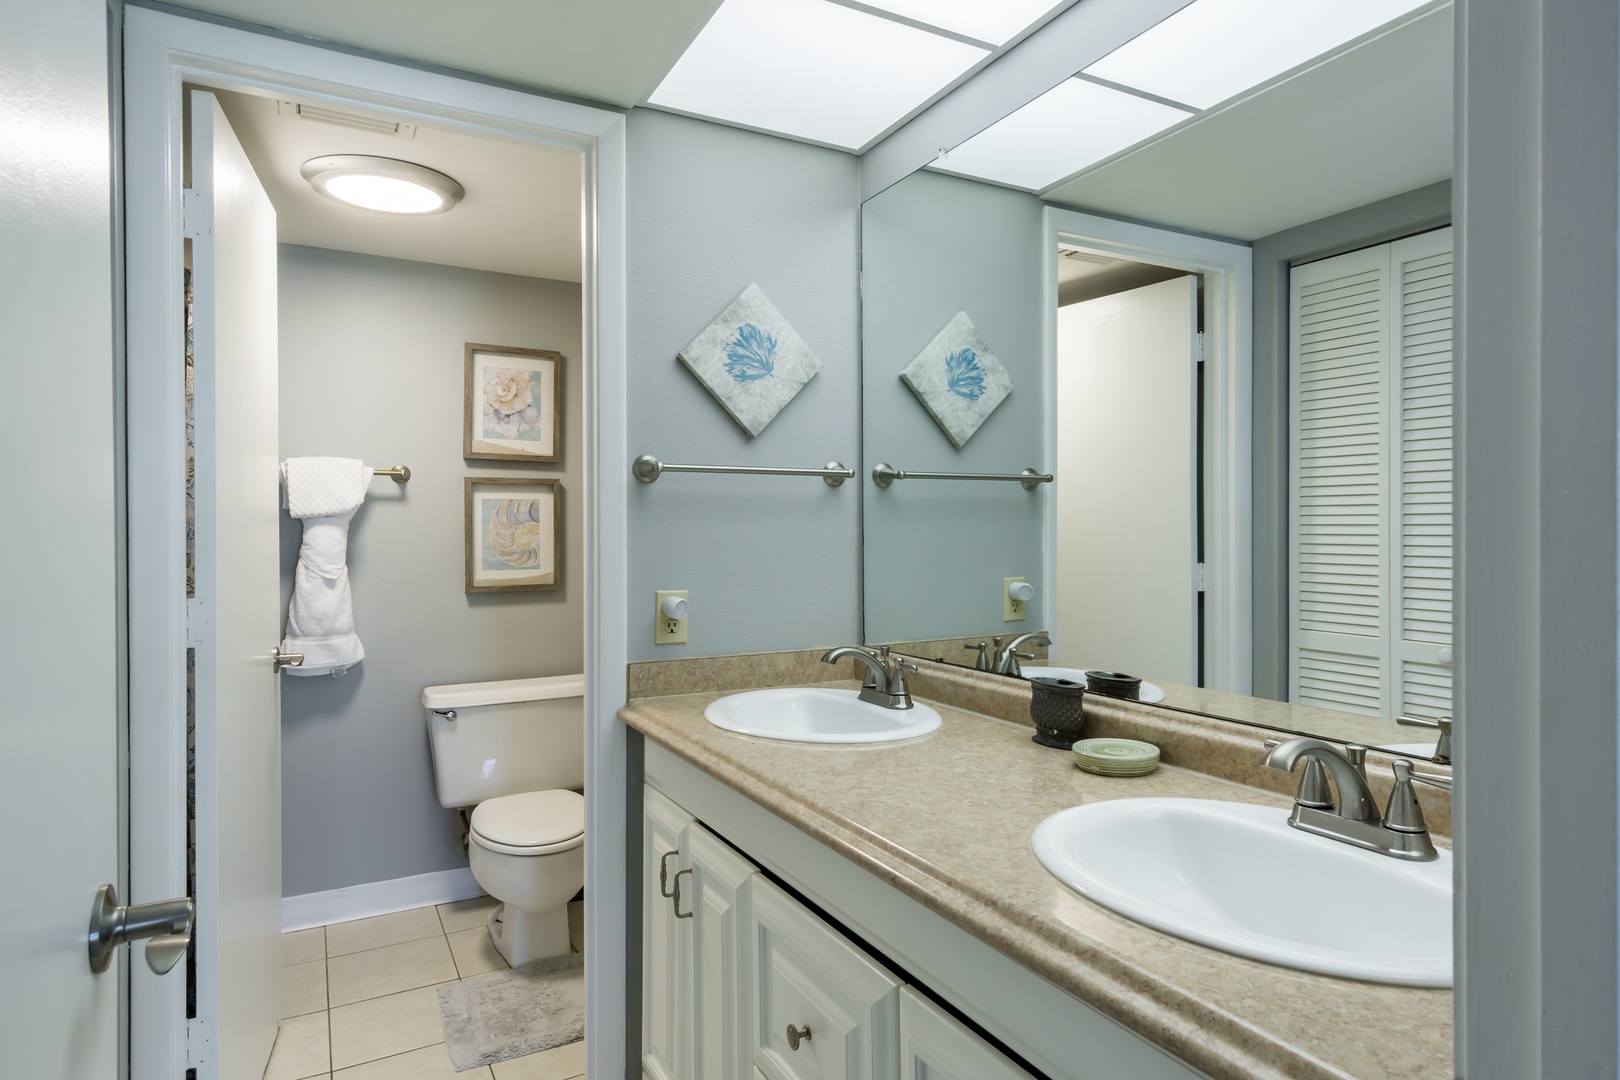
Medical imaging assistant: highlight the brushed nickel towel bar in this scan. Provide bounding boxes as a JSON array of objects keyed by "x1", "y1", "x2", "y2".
[
  {"x1": 373, "y1": 465, "x2": 411, "y2": 483},
  {"x1": 871, "y1": 463, "x2": 1052, "y2": 491},
  {"x1": 633, "y1": 454, "x2": 853, "y2": 488}
]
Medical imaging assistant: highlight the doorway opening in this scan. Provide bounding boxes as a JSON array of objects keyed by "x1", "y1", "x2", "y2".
[
  {"x1": 124, "y1": 12, "x2": 625, "y2": 1073},
  {"x1": 186, "y1": 80, "x2": 587, "y2": 1079}
]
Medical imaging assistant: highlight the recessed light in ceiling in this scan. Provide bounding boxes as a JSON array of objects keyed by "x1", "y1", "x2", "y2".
[
  {"x1": 1083, "y1": 0, "x2": 1433, "y2": 110},
  {"x1": 933, "y1": 78, "x2": 1191, "y2": 191},
  {"x1": 648, "y1": 0, "x2": 988, "y2": 150},
  {"x1": 856, "y1": 0, "x2": 1069, "y2": 46},
  {"x1": 301, "y1": 155, "x2": 464, "y2": 215}
]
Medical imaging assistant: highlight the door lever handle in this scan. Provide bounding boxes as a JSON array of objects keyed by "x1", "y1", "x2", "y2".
[
  {"x1": 88, "y1": 884, "x2": 195, "y2": 975},
  {"x1": 273, "y1": 649, "x2": 304, "y2": 672}
]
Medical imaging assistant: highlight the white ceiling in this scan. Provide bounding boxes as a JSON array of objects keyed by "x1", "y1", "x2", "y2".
[
  {"x1": 214, "y1": 89, "x2": 582, "y2": 281},
  {"x1": 1042, "y1": 5, "x2": 1452, "y2": 240},
  {"x1": 171, "y1": 0, "x2": 724, "y2": 108}
]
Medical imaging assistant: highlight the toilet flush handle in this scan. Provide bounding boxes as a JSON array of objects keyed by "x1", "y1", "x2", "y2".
[{"x1": 431, "y1": 709, "x2": 457, "y2": 721}]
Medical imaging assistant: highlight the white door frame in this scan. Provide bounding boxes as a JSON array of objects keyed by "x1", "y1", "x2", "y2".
[
  {"x1": 1040, "y1": 207, "x2": 1253, "y2": 693},
  {"x1": 122, "y1": 9, "x2": 629, "y2": 1078}
]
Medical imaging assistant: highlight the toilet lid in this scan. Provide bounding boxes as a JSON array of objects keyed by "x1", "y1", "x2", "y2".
[{"x1": 470, "y1": 790, "x2": 584, "y2": 852}]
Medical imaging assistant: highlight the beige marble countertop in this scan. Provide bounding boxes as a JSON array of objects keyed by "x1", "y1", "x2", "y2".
[{"x1": 621, "y1": 686, "x2": 1452, "y2": 1080}]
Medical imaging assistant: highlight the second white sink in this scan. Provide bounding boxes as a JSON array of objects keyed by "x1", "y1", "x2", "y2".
[
  {"x1": 704, "y1": 687, "x2": 942, "y2": 744},
  {"x1": 1032, "y1": 797, "x2": 1452, "y2": 986}
]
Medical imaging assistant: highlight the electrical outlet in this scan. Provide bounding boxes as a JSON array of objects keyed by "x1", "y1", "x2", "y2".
[
  {"x1": 1004, "y1": 577, "x2": 1028, "y2": 622},
  {"x1": 655, "y1": 590, "x2": 688, "y2": 645}
]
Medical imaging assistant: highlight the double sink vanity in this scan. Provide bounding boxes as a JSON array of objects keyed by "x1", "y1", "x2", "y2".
[{"x1": 622, "y1": 649, "x2": 1453, "y2": 1080}]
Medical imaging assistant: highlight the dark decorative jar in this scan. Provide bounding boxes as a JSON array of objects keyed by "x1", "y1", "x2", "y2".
[
  {"x1": 1029, "y1": 676, "x2": 1087, "y2": 749},
  {"x1": 1084, "y1": 670, "x2": 1143, "y2": 701}
]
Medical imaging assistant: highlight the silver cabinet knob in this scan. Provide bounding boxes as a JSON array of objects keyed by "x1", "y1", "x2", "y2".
[
  {"x1": 88, "y1": 884, "x2": 194, "y2": 975},
  {"x1": 786, "y1": 1023, "x2": 812, "y2": 1051}
]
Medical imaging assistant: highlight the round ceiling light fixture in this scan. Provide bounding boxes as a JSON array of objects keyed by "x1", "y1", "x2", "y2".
[{"x1": 300, "y1": 155, "x2": 465, "y2": 216}]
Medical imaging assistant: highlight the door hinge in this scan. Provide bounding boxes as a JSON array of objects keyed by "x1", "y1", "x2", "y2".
[
  {"x1": 187, "y1": 1015, "x2": 215, "y2": 1071},
  {"x1": 1195, "y1": 331, "x2": 1206, "y2": 364},
  {"x1": 1195, "y1": 563, "x2": 1208, "y2": 593},
  {"x1": 186, "y1": 595, "x2": 205, "y2": 648},
  {"x1": 182, "y1": 188, "x2": 210, "y2": 239}
]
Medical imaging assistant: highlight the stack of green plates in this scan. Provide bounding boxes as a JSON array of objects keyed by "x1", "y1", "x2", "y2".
[{"x1": 1073, "y1": 738, "x2": 1161, "y2": 777}]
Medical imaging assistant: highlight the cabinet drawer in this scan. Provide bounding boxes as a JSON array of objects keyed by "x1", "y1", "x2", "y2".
[{"x1": 750, "y1": 876, "x2": 900, "y2": 1080}]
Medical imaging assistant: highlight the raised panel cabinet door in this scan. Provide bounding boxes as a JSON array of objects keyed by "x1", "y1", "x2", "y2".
[
  {"x1": 749, "y1": 876, "x2": 901, "y2": 1080},
  {"x1": 898, "y1": 988, "x2": 1032, "y2": 1080},
  {"x1": 683, "y1": 822, "x2": 757, "y2": 1080},
  {"x1": 644, "y1": 786, "x2": 694, "y2": 1080}
]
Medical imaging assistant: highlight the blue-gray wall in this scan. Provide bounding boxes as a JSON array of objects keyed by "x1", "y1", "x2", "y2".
[
  {"x1": 278, "y1": 246, "x2": 584, "y2": 897},
  {"x1": 626, "y1": 110, "x2": 862, "y2": 661},
  {"x1": 860, "y1": 170, "x2": 1047, "y2": 643}
]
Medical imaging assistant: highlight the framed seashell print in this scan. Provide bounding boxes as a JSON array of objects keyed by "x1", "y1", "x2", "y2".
[
  {"x1": 465, "y1": 477, "x2": 561, "y2": 592},
  {"x1": 465, "y1": 343, "x2": 563, "y2": 462}
]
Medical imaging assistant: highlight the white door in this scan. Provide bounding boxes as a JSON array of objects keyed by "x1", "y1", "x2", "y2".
[
  {"x1": 684, "y1": 823, "x2": 755, "y2": 1080},
  {"x1": 1054, "y1": 276, "x2": 1201, "y2": 686},
  {"x1": 0, "y1": 0, "x2": 122, "y2": 1073},
  {"x1": 1288, "y1": 229, "x2": 1453, "y2": 718},
  {"x1": 188, "y1": 88, "x2": 284, "y2": 1080},
  {"x1": 897, "y1": 988, "x2": 1030, "y2": 1080},
  {"x1": 643, "y1": 787, "x2": 694, "y2": 1080}
]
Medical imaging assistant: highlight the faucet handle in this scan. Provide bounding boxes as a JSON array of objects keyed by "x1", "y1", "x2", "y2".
[{"x1": 1383, "y1": 760, "x2": 1431, "y2": 834}]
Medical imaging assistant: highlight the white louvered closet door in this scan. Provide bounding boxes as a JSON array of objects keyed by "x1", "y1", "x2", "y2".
[{"x1": 1288, "y1": 228, "x2": 1453, "y2": 719}]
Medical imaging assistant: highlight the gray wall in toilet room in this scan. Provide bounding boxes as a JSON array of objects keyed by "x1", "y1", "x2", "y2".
[
  {"x1": 278, "y1": 245, "x2": 584, "y2": 897},
  {"x1": 626, "y1": 109, "x2": 863, "y2": 661}
]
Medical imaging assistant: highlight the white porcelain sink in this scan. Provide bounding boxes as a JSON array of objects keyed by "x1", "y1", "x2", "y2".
[
  {"x1": 1023, "y1": 665, "x2": 1168, "y2": 704},
  {"x1": 704, "y1": 687, "x2": 942, "y2": 744},
  {"x1": 1032, "y1": 798, "x2": 1452, "y2": 986}
]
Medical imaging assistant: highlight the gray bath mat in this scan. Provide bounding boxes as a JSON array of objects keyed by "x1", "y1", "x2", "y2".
[{"x1": 438, "y1": 953, "x2": 584, "y2": 1071}]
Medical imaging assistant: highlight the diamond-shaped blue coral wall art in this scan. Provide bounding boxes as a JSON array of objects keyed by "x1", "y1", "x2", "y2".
[
  {"x1": 677, "y1": 284, "x2": 823, "y2": 437},
  {"x1": 899, "y1": 312, "x2": 1013, "y2": 448}
]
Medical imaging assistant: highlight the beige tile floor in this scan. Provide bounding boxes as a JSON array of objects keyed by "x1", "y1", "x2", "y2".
[{"x1": 266, "y1": 895, "x2": 586, "y2": 1080}]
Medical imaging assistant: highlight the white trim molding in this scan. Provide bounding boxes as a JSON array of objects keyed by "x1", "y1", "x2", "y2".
[
  {"x1": 1041, "y1": 206, "x2": 1253, "y2": 693},
  {"x1": 123, "y1": 9, "x2": 629, "y2": 1079},
  {"x1": 281, "y1": 868, "x2": 484, "y2": 933},
  {"x1": 1455, "y1": 0, "x2": 1620, "y2": 1074}
]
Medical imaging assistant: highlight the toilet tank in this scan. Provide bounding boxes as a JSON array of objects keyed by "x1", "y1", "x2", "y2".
[{"x1": 422, "y1": 674, "x2": 585, "y2": 808}]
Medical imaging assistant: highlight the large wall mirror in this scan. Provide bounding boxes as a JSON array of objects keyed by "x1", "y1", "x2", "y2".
[{"x1": 860, "y1": 0, "x2": 1454, "y2": 758}]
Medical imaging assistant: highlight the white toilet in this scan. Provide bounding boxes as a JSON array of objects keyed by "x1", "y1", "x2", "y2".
[{"x1": 422, "y1": 674, "x2": 585, "y2": 966}]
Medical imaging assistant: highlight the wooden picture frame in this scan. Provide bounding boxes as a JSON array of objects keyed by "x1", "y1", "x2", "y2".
[
  {"x1": 464, "y1": 342, "x2": 563, "y2": 462},
  {"x1": 464, "y1": 477, "x2": 562, "y2": 593}
]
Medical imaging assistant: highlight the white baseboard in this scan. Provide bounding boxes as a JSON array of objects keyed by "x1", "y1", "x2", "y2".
[{"x1": 282, "y1": 866, "x2": 484, "y2": 932}]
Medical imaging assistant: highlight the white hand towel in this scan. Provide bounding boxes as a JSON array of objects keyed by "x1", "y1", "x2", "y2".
[{"x1": 280, "y1": 457, "x2": 371, "y2": 677}]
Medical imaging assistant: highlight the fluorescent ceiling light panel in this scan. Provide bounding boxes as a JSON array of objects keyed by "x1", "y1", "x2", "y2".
[
  {"x1": 648, "y1": 0, "x2": 987, "y2": 149},
  {"x1": 1084, "y1": 0, "x2": 1432, "y2": 109},
  {"x1": 935, "y1": 78, "x2": 1191, "y2": 191},
  {"x1": 857, "y1": 0, "x2": 1068, "y2": 46}
]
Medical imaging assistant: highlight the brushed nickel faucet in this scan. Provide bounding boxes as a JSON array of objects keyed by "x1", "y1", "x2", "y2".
[
  {"x1": 1261, "y1": 737, "x2": 1449, "y2": 861},
  {"x1": 1396, "y1": 714, "x2": 1453, "y2": 764},
  {"x1": 993, "y1": 632, "x2": 1051, "y2": 677},
  {"x1": 821, "y1": 645, "x2": 917, "y2": 710}
]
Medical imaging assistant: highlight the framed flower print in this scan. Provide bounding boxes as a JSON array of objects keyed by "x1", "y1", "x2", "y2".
[
  {"x1": 465, "y1": 477, "x2": 561, "y2": 593},
  {"x1": 464, "y1": 343, "x2": 563, "y2": 462}
]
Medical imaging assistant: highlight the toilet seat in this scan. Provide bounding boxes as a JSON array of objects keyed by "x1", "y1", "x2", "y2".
[{"x1": 470, "y1": 789, "x2": 584, "y2": 856}]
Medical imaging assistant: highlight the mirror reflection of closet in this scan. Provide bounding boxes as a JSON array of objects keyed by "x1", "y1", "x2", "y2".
[{"x1": 857, "y1": 0, "x2": 1455, "y2": 754}]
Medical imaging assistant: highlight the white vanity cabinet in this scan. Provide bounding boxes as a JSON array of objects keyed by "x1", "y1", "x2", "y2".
[
  {"x1": 642, "y1": 786, "x2": 756, "y2": 1080},
  {"x1": 643, "y1": 784, "x2": 1033, "y2": 1080},
  {"x1": 749, "y1": 874, "x2": 900, "y2": 1080}
]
